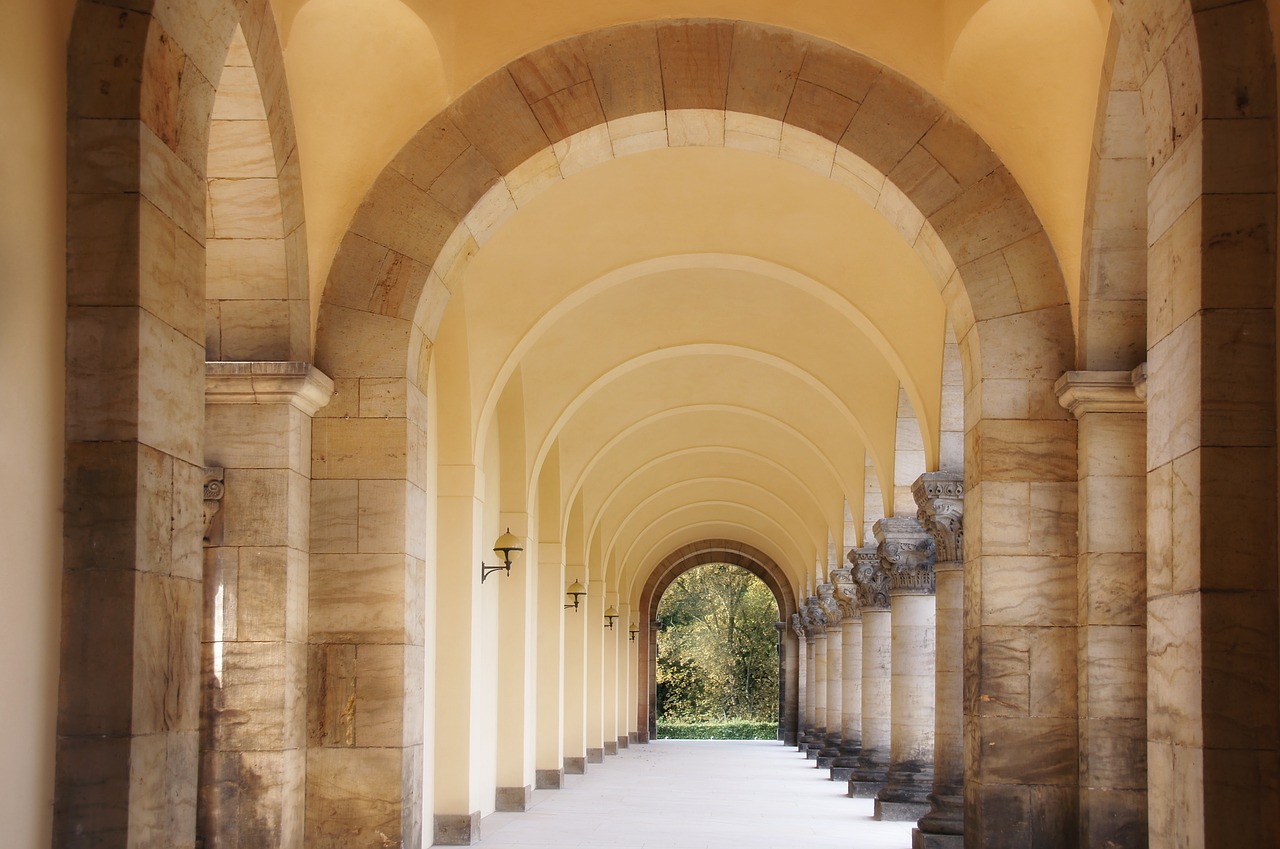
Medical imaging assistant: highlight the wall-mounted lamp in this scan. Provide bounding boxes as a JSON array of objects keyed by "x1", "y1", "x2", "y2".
[
  {"x1": 481, "y1": 529, "x2": 523, "y2": 583},
  {"x1": 604, "y1": 606, "x2": 619, "y2": 630},
  {"x1": 564, "y1": 579, "x2": 586, "y2": 610},
  {"x1": 629, "y1": 625, "x2": 639, "y2": 642}
]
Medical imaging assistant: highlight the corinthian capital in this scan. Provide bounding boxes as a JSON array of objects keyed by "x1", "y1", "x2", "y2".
[
  {"x1": 912, "y1": 471, "x2": 964, "y2": 564},
  {"x1": 816, "y1": 583, "x2": 841, "y2": 628},
  {"x1": 830, "y1": 567, "x2": 860, "y2": 620},
  {"x1": 803, "y1": 596, "x2": 828, "y2": 638},
  {"x1": 849, "y1": 545, "x2": 891, "y2": 611},
  {"x1": 874, "y1": 516, "x2": 937, "y2": 596}
]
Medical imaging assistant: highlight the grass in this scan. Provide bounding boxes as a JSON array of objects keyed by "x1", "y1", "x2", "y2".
[{"x1": 655, "y1": 720, "x2": 777, "y2": 740}]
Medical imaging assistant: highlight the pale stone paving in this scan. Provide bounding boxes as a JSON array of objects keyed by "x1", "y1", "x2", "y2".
[{"x1": 472, "y1": 740, "x2": 915, "y2": 849}]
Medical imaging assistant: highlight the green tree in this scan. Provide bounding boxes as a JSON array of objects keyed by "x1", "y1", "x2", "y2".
[{"x1": 655, "y1": 564, "x2": 779, "y2": 723}]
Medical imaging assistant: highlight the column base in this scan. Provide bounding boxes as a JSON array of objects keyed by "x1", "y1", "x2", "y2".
[
  {"x1": 628, "y1": 732, "x2": 639, "y2": 744},
  {"x1": 875, "y1": 798, "x2": 931, "y2": 822},
  {"x1": 535, "y1": 769, "x2": 563, "y2": 789},
  {"x1": 495, "y1": 786, "x2": 531, "y2": 812},
  {"x1": 913, "y1": 828, "x2": 963, "y2": 849},
  {"x1": 586, "y1": 748, "x2": 604, "y2": 763},
  {"x1": 782, "y1": 730, "x2": 799, "y2": 745},
  {"x1": 564, "y1": 757, "x2": 586, "y2": 775},
  {"x1": 617, "y1": 735, "x2": 629, "y2": 749},
  {"x1": 604, "y1": 741, "x2": 618, "y2": 756},
  {"x1": 848, "y1": 750, "x2": 889, "y2": 798},
  {"x1": 433, "y1": 812, "x2": 480, "y2": 845},
  {"x1": 829, "y1": 765, "x2": 856, "y2": 781},
  {"x1": 917, "y1": 792, "x2": 964, "y2": 836}
]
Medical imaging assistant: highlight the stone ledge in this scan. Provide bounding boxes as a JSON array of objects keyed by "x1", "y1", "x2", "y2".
[
  {"x1": 1054, "y1": 368, "x2": 1145, "y2": 417},
  {"x1": 206, "y1": 361, "x2": 335, "y2": 415}
]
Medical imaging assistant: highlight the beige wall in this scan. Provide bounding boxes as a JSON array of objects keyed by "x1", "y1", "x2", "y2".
[{"x1": 0, "y1": 3, "x2": 73, "y2": 847}]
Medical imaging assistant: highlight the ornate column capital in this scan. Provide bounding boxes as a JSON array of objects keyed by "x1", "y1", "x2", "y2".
[
  {"x1": 817, "y1": 583, "x2": 842, "y2": 628},
  {"x1": 849, "y1": 545, "x2": 891, "y2": 611},
  {"x1": 790, "y1": 612, "x2": 807, "y2": 643},
  {"x1": 803, "y1": 596, "x2": 828, "y2": 639},
  {"x1": 913, "y1": 472, "x2": 965, "y2": 568},
  {"x1": 830, "y1": 567, "x2": 861, "y2": 621},
  {"x1": 874, "y1": 516, "x2": 937, "y2": 596}
]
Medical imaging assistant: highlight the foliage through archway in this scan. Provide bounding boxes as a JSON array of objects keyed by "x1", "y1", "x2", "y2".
[{"x1": 655, "y1": 564, "x2": 779, "y2": 738}]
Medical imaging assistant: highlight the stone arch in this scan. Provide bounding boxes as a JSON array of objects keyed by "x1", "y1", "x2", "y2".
[
  {"x1": 59, "y1": 0, "x2": 301, "y2": 844},
  {"x1": 637, "y1": 540, "x2": 799, "y2": 743},
  {"x1": 205, "y1": 18, "x2": 310, "y2": 361},
  {"x1": 317, "y1": 20, "x2": 1083, "y2": 841}
]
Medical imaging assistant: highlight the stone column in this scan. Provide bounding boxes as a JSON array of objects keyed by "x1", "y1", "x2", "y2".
[
  {"x1": 817, "y1": 584, "x2": 844, "y2": 769},
  {"x1": 911, "y1": 473, "x2": 965, "y2": 849},
  {"x1": 807, "y1": 597, "x2": 829, "y2": 761},
  {"x1": 850, "y1": 547, "x2": 892, "y2": 797},
  {"x1": 875, "y1": 517, "x2": 937, "y2": 822},
  {"x1": 830, "y1": 568, "x2": 862, "y2": 781},
  {"x1": 790, "y1": 614, "x2": 809, "y2": 750},
  {"x1": 202, "y1": 362, "x2": 332, "y2": 849},
  {"x1": 1056, "y1": 371, "x2": 1148, "y2": 849}
]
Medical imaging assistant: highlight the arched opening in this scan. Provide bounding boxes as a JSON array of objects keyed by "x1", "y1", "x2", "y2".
[{"x1": 654, "y1": 563, "x2": 781, "y2": 739}]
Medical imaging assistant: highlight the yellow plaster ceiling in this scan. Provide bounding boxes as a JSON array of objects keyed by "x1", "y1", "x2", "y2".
[{"x1": 275, "y1": 0, "x2": 1108, "y2": 329}]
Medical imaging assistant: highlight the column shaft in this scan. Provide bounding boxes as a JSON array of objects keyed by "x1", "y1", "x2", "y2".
[
  {"x1": 876, "y1": 591, "x2": 936, "y2": 821},
  {"x1": 850, "y1": 607, "x2": 892, "y2": 797},
  {"x1": 912, "y1": 472, "x2": 965, "y2": 849}
]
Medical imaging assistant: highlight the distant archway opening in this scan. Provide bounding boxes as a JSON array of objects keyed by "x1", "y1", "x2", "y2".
[
  {"x1": 654, "y1": 564, "x2": 781, "y2": 739},
  {"x1": 638, "y1": 541, "x2": 799, "y2": 743}
]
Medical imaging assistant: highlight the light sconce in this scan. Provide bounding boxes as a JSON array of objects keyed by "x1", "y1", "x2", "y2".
[
  {"x1": 629, "y1": 625, "x2": 639, "y2": 642},
  {"x1": 481, "y1": 529, "x2": 523, "y2": 583},
  {"x1": 604, "y1": 606, "x2": 619, "y2": 630},
  {"x1": 564, "y1": 579, "x2": 586, "y2": 610}
]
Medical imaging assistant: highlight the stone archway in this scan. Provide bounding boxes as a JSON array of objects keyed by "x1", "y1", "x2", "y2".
[
  {"x1": 313, "y1": 20, "x2": 1080, "y2": 846},
  {"x1": 637, "y1": 540, "x2": 799, "y2": 743}
]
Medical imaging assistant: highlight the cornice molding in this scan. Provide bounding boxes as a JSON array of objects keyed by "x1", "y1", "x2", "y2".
[
  {"x1": 206, "y1": 361, "x2": 336, "y2": 416},
  {"x1": 1054, "y1": 368, "x2": 1145, "y2": 418}
]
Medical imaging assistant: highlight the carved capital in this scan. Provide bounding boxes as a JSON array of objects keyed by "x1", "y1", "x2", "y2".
[
  {"x1": 803, "y1": 596, "x2": 828, "y2": 638},
  {"x1": 816, "y1": 583, "x2": 842, "y2": 628},
  {"x1": 203, "y1": 467, "x2": 225, "y2": 545},
  {"x1": 849, "y1": 545, "x2": 891, "y2": 611},
  {"x1": 913, "y1": 471, "x2": 965, "y2": 564},
  {"x1": 790, "y1": 613, "x2": 806, "y2": 642},
  {"x1": 830, "y1": 567, "x2": 861, "y2": 620},
  {"x1": 874, "y1": 516, "x2": 937, "y2": 596}
]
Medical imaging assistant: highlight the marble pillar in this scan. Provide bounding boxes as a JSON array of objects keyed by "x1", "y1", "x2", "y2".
[
  {"x1": 808, "y1": 597, "x2": 829, "y2": 761},
  {"x1": 817, "y1": 584, "x2": 844, "y2": 768},
  {"x1": 911, "y1": 473, "x2": 965, "y2": 849},
  {"x1": 831, "y1": 568, "x2": 862, "y2": 781},
  {"x1": 1056, "y1": 371, "x2": 1148, "y2": 849},
  {"x1": 850, "y1": 547, "x2": 893, "y2": 797},
  {"x1": 875, "y1": 517, "x2": 937, "y2": 822},
  {"x1": 202, "y1": 363, "x2": 332, "y2": 849}
]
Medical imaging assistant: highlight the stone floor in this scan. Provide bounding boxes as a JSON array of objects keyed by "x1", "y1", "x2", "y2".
[{"x1": 471, "y1": 740, "x2": 917, "y2": 848}]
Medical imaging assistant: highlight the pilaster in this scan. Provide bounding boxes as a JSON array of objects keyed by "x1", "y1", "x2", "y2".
[
  {"x1": 1056, "y1": 370, "x2": 1148, "y2": 849},
  {"x1": 201, "y1": 362, "x2": 333, "y2": 849}
]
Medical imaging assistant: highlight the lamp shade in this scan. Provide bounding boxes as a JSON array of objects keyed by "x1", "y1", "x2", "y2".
[
  {"x1": 566, "y1": 579, "x2": 586, "y2": 597},
  {"x1": 493, "y1": 529, "x2": 522, "y2": 561}
]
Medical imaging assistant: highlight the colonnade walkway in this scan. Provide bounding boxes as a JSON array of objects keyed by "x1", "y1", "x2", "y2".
[{"x1": 473, "y1": 740, "x2": 917, "y2": 849}]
